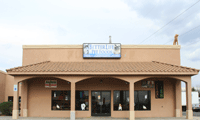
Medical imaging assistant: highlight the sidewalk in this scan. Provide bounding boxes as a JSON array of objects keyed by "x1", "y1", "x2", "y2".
[{"x1": 0, "y1": 116, "x2": 199, "y2": 120}]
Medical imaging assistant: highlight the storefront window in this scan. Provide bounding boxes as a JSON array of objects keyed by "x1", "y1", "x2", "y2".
[
  {"x1": 155, "y1": 81, "x2": 164, "y2": 98},
  {"x1": 51, "y1": 91, "x2": 70, "y2": 110},
  {"x1": 75, "y1": 91, "x2": 89, "y2": 111},
  {"x1": 113, "y1": 91, "x2": 129, "y2": 111},
  {"x1": 134, "y1": 91, "x2": 151, "y2": 110}
]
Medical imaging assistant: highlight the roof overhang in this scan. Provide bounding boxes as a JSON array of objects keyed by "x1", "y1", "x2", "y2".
[
  {"x1": 6, "y1": 61, "x2": 199, "y2": 76},
  {"x1": 7, "y1": 71, "x2": 199, "y2": 76}
]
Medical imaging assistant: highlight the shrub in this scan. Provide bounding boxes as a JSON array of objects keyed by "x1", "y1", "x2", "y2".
[{"x1": 0, "y1": 102, "x2": 13, "y2": 115}]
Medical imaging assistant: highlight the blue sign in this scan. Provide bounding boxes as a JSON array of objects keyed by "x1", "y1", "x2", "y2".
[
  {"x1": 14, "y1": 85, "x2": 18, "y2": 91},
  {"x1": 83, "y1": 43, "x2": 121, "y2": 58}
]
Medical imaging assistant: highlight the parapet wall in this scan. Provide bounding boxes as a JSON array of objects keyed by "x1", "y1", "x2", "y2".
[{"x1": 22, "y1": 45, "x2": 181, "y2": 66}]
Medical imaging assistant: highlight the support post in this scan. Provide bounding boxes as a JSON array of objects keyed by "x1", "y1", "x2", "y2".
[
  {"x1": 111, "y1": 90, "x2": 113, "y2": 117},
  {"x1": 186, "y1": 79, "x2": 193, "y2": 119},
  {"x1": 12, "y1": 82, "x2": 19, "y2": 119},
  {"x1": 21, "y1": 80, "x2": 28, "y2": 117},
  {"x1": 70, "y1": 82, "x2": 75, "y2": 120},
  {"x1": 89, "y1": 89, "x2": 91, "y2": 116},
  {"x1": 129, "y1": 82, "x2": 135, "y2": 120},
  {"x1": 175, "y1": 80, "x2": 182, "y2": 117}
]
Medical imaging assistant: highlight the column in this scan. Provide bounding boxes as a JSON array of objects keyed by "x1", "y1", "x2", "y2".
[
  {"x1": 111, "y1": 90, "x2": 113, "y2": 117},
  {"x1": 186, "y1": 79, "x2": 193, "y2": 119},
  {"x1": 175, "y1": 80, "x2": 181, "y2": 117},
  {"x1": 70, "y1": 82, "x2": 75, "y2": 120},
  {"x1": 89, "y1": 90, "x2": 91, "y2": 116},
  {"x1": 21, "y1": 80, "x2": 28, "y2": 117},
  {"x1": 129, "y1": 82, "x2": 135, "y2": 120},
  {"x1": 12, "y1": 82, "x2": 19, "y2": 119}
]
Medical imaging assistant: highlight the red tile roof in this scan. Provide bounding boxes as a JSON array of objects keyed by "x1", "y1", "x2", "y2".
[{"x1": 6, "y1": 61, "x2": 199, "y2": 75}]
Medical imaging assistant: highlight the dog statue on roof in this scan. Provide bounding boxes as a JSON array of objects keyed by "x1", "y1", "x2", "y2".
[{"x1": 173, "y1": 34, "x2": 179, "y2": 45}]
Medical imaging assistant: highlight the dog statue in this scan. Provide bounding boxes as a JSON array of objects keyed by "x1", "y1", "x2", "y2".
[{"x1": 173, "y1": 34, "x2": 179, "y2": 45}]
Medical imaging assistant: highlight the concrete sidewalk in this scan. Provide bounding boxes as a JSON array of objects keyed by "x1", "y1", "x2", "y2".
[{"x1": 0, "y1": 116, "x2": 199, "y2": 120}]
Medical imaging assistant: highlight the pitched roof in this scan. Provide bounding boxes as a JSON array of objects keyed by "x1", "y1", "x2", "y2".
[{"x1": 6, "y1": 61, "x2": 199, "y2": 75}]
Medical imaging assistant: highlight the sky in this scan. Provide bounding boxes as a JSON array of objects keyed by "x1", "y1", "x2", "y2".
[{"x1": 0, "y1": 0, "x2": 200, "y2": 87}]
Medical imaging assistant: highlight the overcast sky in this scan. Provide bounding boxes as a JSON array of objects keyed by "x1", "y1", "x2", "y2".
[{"x1": 0, "y1": 0, "x2": 200, "y2": 87}]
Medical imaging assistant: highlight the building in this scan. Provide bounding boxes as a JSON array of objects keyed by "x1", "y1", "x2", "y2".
[
  {"x1": 0, "y1": 70, "x2": 21, "y2": 104},
  {"x1": 3, "y1": 44, "x2": 200, "y2": 120}
]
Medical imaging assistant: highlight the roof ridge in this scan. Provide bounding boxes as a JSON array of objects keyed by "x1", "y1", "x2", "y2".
[
  {"x1": 6, "y1": 61, "x2": 50, "y2": 72},
  {"x1": 152, "y1": 61, "x2": 199, "y2": 72}
]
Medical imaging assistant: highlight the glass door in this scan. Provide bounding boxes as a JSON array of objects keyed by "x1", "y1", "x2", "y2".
[{"x1": 91, "y1": 91, "x2": 111, "y2": 116}]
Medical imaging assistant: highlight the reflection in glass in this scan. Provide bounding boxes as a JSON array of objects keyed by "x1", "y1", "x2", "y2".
[
  {"x1": 101, "y1": 92, "x2": 111, "y2": 113},
  {"x1": 134, "y1": 91, "x2": 151, "y2": 110},
  {"x1": 75, "y1": 91, "x2": 89, "y2": 110},
  {"x1": 92, "y1": 91, "x2": 111, "y2": 116},
  {"x1": 51, "y1": 91, "x2": 71, "y2": 110},
  {"x1": 113, "y1": 91, "x2": 129, "y2": 110}
]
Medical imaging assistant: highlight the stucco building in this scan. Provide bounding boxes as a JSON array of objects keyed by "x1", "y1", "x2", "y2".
[
  {"x1": 0, "y1": 70, "x2": 21, "y2": 104},
  {"x1": 2, "y1": 44, "x2": 199, "y2": 120}
]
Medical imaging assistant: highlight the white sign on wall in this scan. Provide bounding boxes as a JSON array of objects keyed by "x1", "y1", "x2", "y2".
[
  {"x1": 45, "y1": 80, "x2": 57, "y2": 88},
  {"x1": 83, "y1": 43, "x2": 121, "y2": 58},
  {"x1": 14, "y1": 85, "x2": 18, "y2": 91}
]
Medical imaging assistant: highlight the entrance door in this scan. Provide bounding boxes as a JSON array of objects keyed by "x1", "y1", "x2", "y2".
[{"x1": 91, "y1": 91, "x2": 111, "y2": 116}]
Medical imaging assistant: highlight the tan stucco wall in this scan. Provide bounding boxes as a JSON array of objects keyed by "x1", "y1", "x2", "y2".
[
  {"x1": 26, "y1": 77, "x2": 176, "y2": 118},
  {"x1": 4, "y1": 74, "x2": 21, "y2": 102},
  {"x1": 134, "y1": 79, "x2": 175, "y2": 118},
  {"x1": 27, "y1": 78, "x2": 71, "y2": 117},
  {"x1": 22, "y1": 45, "x2": 180, "y2": 66},
  {"x1": 0, "y1": 71, "x2": 6, "y2": 103}
]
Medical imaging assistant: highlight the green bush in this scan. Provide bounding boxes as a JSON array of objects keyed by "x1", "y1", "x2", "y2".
[{"x1": 0, "y1": 102, "x2": 13, "y2": 115}]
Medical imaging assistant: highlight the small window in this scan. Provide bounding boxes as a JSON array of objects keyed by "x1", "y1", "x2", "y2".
[
  {"x1": 8, "y1": 96, "x2": 13, "y2": 102},
  {"x1": 8, "y1": 96, "x2": 21, "y2": 102},
  {"x1": 51, "y1": 91, "x2": 71, "y2": 110},
  {"x1": 155, "y1": 81, "x2": 164, "y2": 98},
  {"x1": 113, "y1": 91, "x2": 129, "y2": 111},
  {"x1": 75, "y1": 91, "x2": 89, "y2": 110}
]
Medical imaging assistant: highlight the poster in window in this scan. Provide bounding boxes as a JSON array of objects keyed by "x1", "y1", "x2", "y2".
[
  {"x1": 141, "y1": 80, "x2": 154, "y2": 88},
  {"x1": 155, "y1": 81, "x2": 164, "y2": 98},
  {"x1": 141, "y1": 81, "x2": 147, "y2": 88}
]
